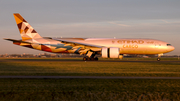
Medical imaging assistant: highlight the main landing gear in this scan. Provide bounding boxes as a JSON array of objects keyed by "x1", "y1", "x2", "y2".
[
  {"x1": 83, "y1": 56, "x2": 98, "y2": 61},
  {"x1": 83, "y1": 51, "x2": 98, "y2": 61}
]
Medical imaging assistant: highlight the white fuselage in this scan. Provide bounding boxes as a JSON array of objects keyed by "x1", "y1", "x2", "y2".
[
  {"x1": 26, "y1": 38, "x2": 174, "y2": 55},
  {"x1": 54, "y1": 38, "x2": 174, "y2": 54}
]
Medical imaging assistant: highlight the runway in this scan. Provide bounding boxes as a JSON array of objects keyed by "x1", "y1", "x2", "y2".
[
  {"x1": 0, "y1": 76, "x2": 180, "y2": 79},
  {"x1": 1, "y1": 59, "x2": 180, "y2": 63}
]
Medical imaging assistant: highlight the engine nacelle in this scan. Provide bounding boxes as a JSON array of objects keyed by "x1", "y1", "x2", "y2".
[{"x1": 102, "y1": 47, "x2": 120, "y2": 58}]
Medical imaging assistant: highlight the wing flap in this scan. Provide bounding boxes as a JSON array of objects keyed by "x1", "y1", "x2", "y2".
[{"x1": 53, "y1": 38, "x2": 102, "y2": 48}]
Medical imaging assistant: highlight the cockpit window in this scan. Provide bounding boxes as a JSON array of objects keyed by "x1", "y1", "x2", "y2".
[{"x1": 167, "y1": 44, "x2": 172, "y2": 46}]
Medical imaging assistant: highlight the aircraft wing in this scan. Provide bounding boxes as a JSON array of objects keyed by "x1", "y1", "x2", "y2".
[
  {"x1": 3, "y1": 38, "x2": 31, "y2": 44},
  {"x1": 52, "y1": 38, "x2": 102, "y2": 48}
]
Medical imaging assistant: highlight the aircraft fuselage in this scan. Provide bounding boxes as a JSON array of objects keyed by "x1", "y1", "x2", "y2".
[{"x1": 13, "y1": 38, "x2": 174, "y2": 55}]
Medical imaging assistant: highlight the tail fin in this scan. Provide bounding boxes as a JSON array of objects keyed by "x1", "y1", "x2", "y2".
[{"x1": 13, "y1": 13, "x2": 42, "y2": 41}]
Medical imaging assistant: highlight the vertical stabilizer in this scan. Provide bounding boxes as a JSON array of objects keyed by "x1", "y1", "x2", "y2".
[{"x1": 13, "y1": 13, "x2": 42, "y2": 41}]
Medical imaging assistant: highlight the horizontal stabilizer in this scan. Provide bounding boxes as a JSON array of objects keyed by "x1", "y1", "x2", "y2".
[{"x1": 3, "y1": 38, "x2": 31, "y2": 44}]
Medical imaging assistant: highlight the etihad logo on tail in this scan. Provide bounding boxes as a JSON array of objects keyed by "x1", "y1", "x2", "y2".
[{"x1": 13, "y1": 14, "x2": 42, "y2": 41}]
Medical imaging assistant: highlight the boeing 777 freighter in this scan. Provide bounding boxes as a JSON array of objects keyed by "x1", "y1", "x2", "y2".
[{"x1": 4, "y1": 13, "x2": 175, "y2": 61}]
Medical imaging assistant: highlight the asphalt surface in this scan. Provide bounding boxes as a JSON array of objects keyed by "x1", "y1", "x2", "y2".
[
  {"x1": 1, "y1": 59, "x2": 180, "y2": 63},
  {"x1": 0, "y1": 76, "x2": 180, "y2": 79}
]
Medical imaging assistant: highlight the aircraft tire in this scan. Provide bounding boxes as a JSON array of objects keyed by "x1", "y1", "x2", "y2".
[
  {"x1": 94, "y1": 57, "x2": 98, "y2": 61},
  {"x1": 157, "y1": 58, "x2": 161, "y2": 61},
  {"x1": 87, "y1": 57, "x2": 91, "y2": 61},
  {"x1": 83, "y1": 57, "x2": 98, "y2": 61},
  {"x1": 83, "y1": 57, "x2": 87, "y2": 61},
  {"x1": 90, "y1": 57, "x2": 95, "y2": 61}
]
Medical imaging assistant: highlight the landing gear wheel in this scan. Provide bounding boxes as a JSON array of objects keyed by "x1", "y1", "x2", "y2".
[
  {"x1": 94, "y1": 57, "x2": 98, "y2": 61},
  {"x1": 87, "y1": 57, "x2": 90, "y2": 61},
  {"x1": 90, "y1": 57, "x2": 95, "y2": 61},
  {"x1": 157, "y1": 58, "x2": 161, "y2": 61},
  {"x1": 83, "y1": 57, "x2": 87, "y2": 61},
  {"x1": 83, "y1": 57, "x2": 98, "y2": 61}
]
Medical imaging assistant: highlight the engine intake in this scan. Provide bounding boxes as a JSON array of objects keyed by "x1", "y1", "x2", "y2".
[{"x1": 102, "y1": 47, "x2": 120, "y2": 58}]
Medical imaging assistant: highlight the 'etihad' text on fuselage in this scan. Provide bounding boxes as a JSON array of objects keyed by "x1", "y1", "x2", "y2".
[{"x1": 117, "y1": 40, "x2": 144, "y2": 44}]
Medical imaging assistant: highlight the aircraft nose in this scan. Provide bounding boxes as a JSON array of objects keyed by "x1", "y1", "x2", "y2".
[{"x1": 169, "y1": 46, "x2": 175, "y2": 51}]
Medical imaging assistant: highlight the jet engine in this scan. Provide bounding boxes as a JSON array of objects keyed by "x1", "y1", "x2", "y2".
[{"x1": 101, "y1": 47, "x2": 120, "y2": 58}]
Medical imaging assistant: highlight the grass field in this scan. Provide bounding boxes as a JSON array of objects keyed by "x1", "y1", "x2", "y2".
[
  {"x1": 0, "y1": 79, "x2": 180, "y2": 100},
  {"x1": 0, "y1": 58, "x2": 180, "y2": 100},
  {"x1": 0, "y1": 58, "x2": 180, "y2": 77}
]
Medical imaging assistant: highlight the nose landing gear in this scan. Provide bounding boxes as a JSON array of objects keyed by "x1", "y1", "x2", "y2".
[
  {"x1": 157, "y1": 53, "x2": 163, "y2": 61},
  {"x1": 157, "y1": 58, "x2": 161, "y2": 61}
]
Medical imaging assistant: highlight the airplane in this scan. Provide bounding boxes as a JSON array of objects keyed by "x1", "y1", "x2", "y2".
[{"x1": 4, "y1": 13, "x2": 175, "y2": 61}]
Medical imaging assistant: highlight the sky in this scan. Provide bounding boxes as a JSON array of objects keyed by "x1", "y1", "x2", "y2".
[{"x1": 0, "y1": 0, "x2": 180, "y2": 55}]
